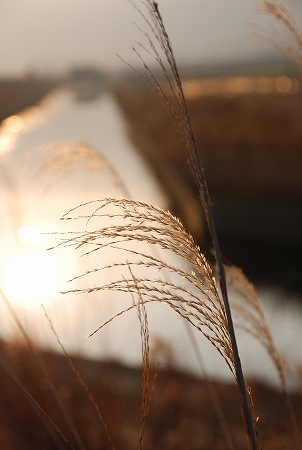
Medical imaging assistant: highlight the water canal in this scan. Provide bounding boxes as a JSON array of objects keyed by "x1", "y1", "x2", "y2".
[{"x1": 0, "y1": 86, "x2": 301, "y2": 391}]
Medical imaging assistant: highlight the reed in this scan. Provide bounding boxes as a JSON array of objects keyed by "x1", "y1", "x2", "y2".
[
  {"x1": 1, "y1": 1, "x2": 301, "y2": 449},
  {"x1": 251, "y1": 0, "x2": 302, "y2": 68},
  {"x1": 47, "y1": 2, "x2": 250, "y2": 448},
  {"x1": 46, "y1": 1, "x2": 302, "y2": 449}
]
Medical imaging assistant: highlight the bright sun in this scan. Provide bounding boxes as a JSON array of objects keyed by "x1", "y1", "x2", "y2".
[
  {"x1": 2, "y1": 251, "x2": 62, "y2": 306},
  {"x1": 1, "y1": 222, "x2": 73, "y2": 307}
]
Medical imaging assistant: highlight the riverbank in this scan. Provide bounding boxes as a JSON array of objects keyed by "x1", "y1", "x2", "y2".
[
  {"x1": 114, "y1": 81, "x2": 302, "y2": 294},
  {"x1": 0, "y1": 76, "x2": 61, "y2": 124},
  {"x1": 0, "y1": 77, "x2": 301, "y2": 449},
  {"x1": 2, "y1": 77, "x2": 301, "y2": 294},
  {"x1": 1, "y1": 340, "x2": 301, "y2": 450}
]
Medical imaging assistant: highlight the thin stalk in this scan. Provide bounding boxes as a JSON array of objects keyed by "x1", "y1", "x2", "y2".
[
  {"x1": 0, "y1": 287, "x2": 87, "y2": 450},
  {"x1": 178, "y1": 89, "x2": 258, "y2": 449},
  {"x1": 130, "y1": 1, "x2": 259, "y2": 448},
  {"x1": 0, "y1": 359, "x2": 75, "y2": 450},
  {"x1": 183, "y1": 320, "x2": 237, "y2": 450},
  {"x1": 42, "y1": 306, "x2": 116, "y2": 450}
]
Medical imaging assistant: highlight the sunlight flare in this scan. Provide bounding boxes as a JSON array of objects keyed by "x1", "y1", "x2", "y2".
[{"x1": 2, "y1": 251, "x2": 63, "y2": 306}]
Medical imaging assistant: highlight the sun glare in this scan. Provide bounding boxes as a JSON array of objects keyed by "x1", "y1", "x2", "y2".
[
  {"x1": 2, "y1": 251, "x2": 63, "y2": 307},
  {"x1": 17, "y1": 224, "x2": 45, "y2": 246},
  {"x1": 1, "y1": 220, "x2": 75, "y2": 308}
]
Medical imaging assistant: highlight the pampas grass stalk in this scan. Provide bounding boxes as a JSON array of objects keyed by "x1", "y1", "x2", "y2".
[
  {"x1": 0, "y1": 287, "x2": 87, "y2": 450},
  {"x1": 36, "y1": 138, "x2": 237, "y2": 448},
  {"x1": 52, "y1": 196, "x2": 258, "y2": 448},
  {"x1": 251, "y1": 0, "x2": 302, "y2": 68},
  {"x1": 0, "y1": 355, "x2": 75, "y2": 450},
  {"x1": 28, "y1": 139, "x2": 132, "y2": 199},
  {"x1": 126, "y1": 2, "x2": 259, "y2": 448},
  {"x1": 46, "y1": 1, "x2": 302, "y2": 448},
  {"x1": 226, "y1": 265, "x2": 301, "y2": 448},
  {"x1": 129, "y1": 267, "x2": 152, "y2": 450},
  {"x1": 250, "y1": 3, "x2": 302, "y2": 446},
  {"x1": 42, "y1": 305, "x2": 116, "y2": 450},
  {"x1": 49, "y1": 1, "x2": 260, "y2": 446}
]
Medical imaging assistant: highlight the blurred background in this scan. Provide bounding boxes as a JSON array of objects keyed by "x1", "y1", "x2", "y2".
[
  {"x1": 0, "y1": 1, "x2": 302, "y2": 448},
  {"x1": 1, "y1": 0, "x2": 301, "y2": 75}
]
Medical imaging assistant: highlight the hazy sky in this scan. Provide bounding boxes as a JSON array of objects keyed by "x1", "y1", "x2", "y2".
[{"x1": 1, "y1": 0, "x2": 301, "y2": 76}]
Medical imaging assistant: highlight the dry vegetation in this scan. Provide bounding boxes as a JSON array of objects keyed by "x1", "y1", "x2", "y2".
[
  {"x1": 115, "y1": 83, "x2": 302, "y2": 203},
  {"x1": 0, "y1": 339, "x2": 301, "y2": 450},
  {"x1": 114, "y1": 82, "x2": 302, "y2": 292},
  {"x1": 0, "y1": 77, "x2": 60, "y2": 124},
  {"x1": 0, "y1": 1, "x2": 302, "y2": 449}
]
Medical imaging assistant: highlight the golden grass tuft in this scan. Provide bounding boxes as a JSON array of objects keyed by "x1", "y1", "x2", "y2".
[
  {"x1": 52, "y1": 197, "x2": 236, "y2": 376},
  {"x1": 5, "y1": 1, "x2": 300, "y2": 448},
  {"x1": 26, "y1": 139, "x2": 131, "y2": 198},
  {"x1": 251, "y1": 0, "x2": 302, "y2": 68}
]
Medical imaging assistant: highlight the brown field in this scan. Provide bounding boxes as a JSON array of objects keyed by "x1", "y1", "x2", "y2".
[
  {"x1": 0, "y1": 76, "x2": 60, "y2": 124},
  {"x1": 0, "y1": 77, "x2": 301, "y2": 449},
  {"x1": 114, "y1": 81, "x2": 302, "y2": 203},
  {"x1": 114, "y1": 81, "x2": 302, "y2": 293},
  {"x1": 1, "y1": 340, "x2": 301, "y2": 450}
]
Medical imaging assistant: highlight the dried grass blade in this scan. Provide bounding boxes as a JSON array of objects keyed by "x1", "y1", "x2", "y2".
[
  {"x1": 42, "y1": 306, "x2": 116, "y2": 450},
  {"x1": 126, "y1": 2, "x2": 259, "y2": 447},
  {"x1": 0, "y1": 358, "x2": 75, "y2": 450},
  {"x1": 0, "y1": 287, "x2": 87, "y2": 450}
]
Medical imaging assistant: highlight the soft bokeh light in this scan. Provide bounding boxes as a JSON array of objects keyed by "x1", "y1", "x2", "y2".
[
  {"x1": 0, "y1": 5, "x2": 301, "y2": 390},
  {"x1": 182, "y1": 75, "x2": 300, "y2": 99},
  {"x1": 0, "y1": 208, "x2": 77, "y2": 308},
  {"x1": 2, "y1": 250, "x2": 63, "y2": 306},
  {"x1": 17, "y1": 224, "x2": 45, "y2": 246},
  {"x1": 0, "y1": 95, "x2": 58, "y2": 157}
]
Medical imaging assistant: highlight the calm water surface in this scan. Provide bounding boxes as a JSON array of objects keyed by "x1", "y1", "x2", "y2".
[{"x1": 0, "y1": 88, "x2": 301, "y2": 391}]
